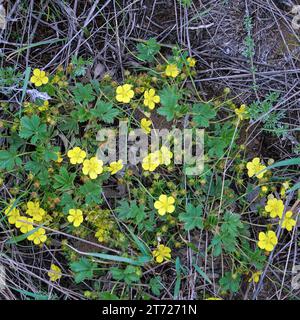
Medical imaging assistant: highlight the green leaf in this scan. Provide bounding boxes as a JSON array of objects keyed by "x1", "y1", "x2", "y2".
[
  {"x1": 192, "y1": 103, "x2": 216, "y2": 128},
  {"x1": 53, "y1": 166, "x2": 76, "y2": 191},
  {"x1": 127, "y1": 227, "x2": 151, "y2": 256},
  {"x1": 79, "y1": 180, "x2": 102, "y2": 205},
  {"x1": 90, "y1": 100, "x2": 120, "y2": 124},
  {"x1": 0, "y1": 148, "x2": 22, "y2": 170},
  {"x1": 84, "y1": 251, "x2": 149, "y2": 266},
  {"x1": 111, "y1": 265, "x2": 141, "y2": 284},
  {"x1": 98, "y1": 292, "x2": 120, "y2": 300},
  {"x1": 222, "y1": 212, "x2": 243, "y2": 236},
  {"x1": 24, "y1": 160, "x2": 46, "y2": 174},
  {"x1": 70, "y1": 56, "x2": 92, "y2": 77},
  {"x1": 12, "y1": 288, "x2": 49, "y2": 300},
  {"x1": 174, "y1": 257, "x2": 182, "y2": 299},
  {"x1": 59, "y1": 193, "x2": 77, "y2": 214},
  {"x1": 149, "y1": 276, "x2": 163, "y2": 296},
  {"x1": 211, "y1": 212, "x2": 244, "y2": 256},
  {"x1": 157, "y1": 87, "x2": 181, "y2": 121},
  {"x1": 179, "y1": 203, "x2": 204, "y2": 231},
  {"x1": 70, "y1": 258, "x2": 97, "y2": 283},
  {"x1": 287, "y1": 182, "x2": 300, "y2": 194},
  {"x1": 39, "y1": 145, "x2": 59, "y2": 162},
  {"x1": 216, "y1": 122, "x2": 235, "y2": 145},
  {"x1": 207, "y1": 137, "x2": 227, "y2": 158},
  {"x1": 37, "y1": 170, "x2": 49, "y2": 186},
  {"x1": 59, "y1": 116, "x2": 79, "y2": 134},
  {"x1": 116, "y1": 200, "x2": 146, "y2": 225},
  {"x1": 193, "y1": 264, "x2": 212, "y2": 284},
  {"x1": 241, "y1": 244, "x2": 266, "y2": 270},
  {"x1": 264, "y1": 157, "x2": 300, "y2": 171},
  {"x1": 72, "y1": 83, "x2": 95, "y2": 104},
  {"x1": 19, "y1": 115, "x2": 47, "y2": 144},
  {"x1": 219, "y1": 272, "x2": 241, "y2": 293},
  {"x1": 20, "y1": 67, "x2": 31, "y2": 108},
  {"x1": 71, "y1": 106, "x2": 91, "y2": 122},
  {"x1": 136, "y1": 38, "x2": 160, "y2": 62}
]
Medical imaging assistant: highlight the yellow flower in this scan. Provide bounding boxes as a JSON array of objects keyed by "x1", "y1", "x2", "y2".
[
  {"x1": 142, "y1": 153, "x2": 160, "y2": 172},
  {"x1": 4, "y1": 205, "x2": 20, "y2": 225},
  {"x1": 248, "y1": 271, "x2": 262, "y2": 283},
  {"x1": 187, "y1": 57, "x2": 196, "y2": 67},
  {"x1": 27, "y1": 228, "x2": 47, "y2": 245},
  {"x1": 48, "y1": 264, "x2": 62, "y2": 282},
  {"x1": 265, "y1": 198, "x2": 284, "y2": 218},
  {"x1": 281, "y1": 210, "x2": 296, "y2": 231},
  {"x1": 154, "y1": 194, "x2": 175, "y2": 216},
  {"x1": 257, "y1": 230, "x2": 278, "y2": 252},
  {"x1": 67, "y1": 209, "x2": 83, "y2": 227},
  {"x1": 165, "y1": 64, "x2": 179, "y2": 78},
  {"x1": 152, "y1": 244, "x2": 171, "y2": 263},
  {"x1": 95, "y1": 228, "x2": 108, "y2": 242},
  {"x1": 282, "y1": 181, "x2": 290, "y2": 190},
  {"x1": 15, "y1": 217, "x2": 34, "y2": 234},
  {"x1": 67, "y1": 147, "x2": 86, "y2": 164},
  {"x1": 52, "y1": 74, "x2": 60, "y2": 84},
  {"x1": 261, "y1": 186, "x2": 268, "y2": 193},
  {"x1": 55, "y1": 152, "x2": 63, "y2": 163},
  {"x1": 82, "y1": 157, "x2": 103, "y2": 179},
  {"x1": 108, "y1": 159, "x2": 123, "y2": 175},
  {"x1": 246, "y1": 158, "x2": 266, "y2": 179},
  {"x1": 38, "y1": 100, "x2": 49, "y2": 111},
  {"x1": 26, "y1": 201, "x2": 46, "y2": 222},
  {"x1": 141, "y1": 118, "x2": 152, "y2": 134},
  {"x1": 280, "y1": 181, "x2": 290, "y2": 197},
  {"x1": 157, "y1": 146, "x2": 173, "y2": 166},
  {"x1": 235, "y1": 104, "x2": 249, "y2": 121},
  {"x1": 143, "y1": 89, "x2": 160, "y2": 110},
  {"x1": 30, "y1": 68, "x2": 49, "y2": 87},
  {"x1": 116, "y1": 84, "x2": 134, "y2": 103}
]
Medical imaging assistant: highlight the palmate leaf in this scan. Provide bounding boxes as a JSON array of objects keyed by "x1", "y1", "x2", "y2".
[
  {"x1": 206, "y1": 123, "x2": 235, "y2": 158},
  {"x1": 36, "y1": 144, "x2": 60, "y2": 162},
  {"x1": 179, "y1": 203, "x2": 204, "y2": 231},
  {"x1": 25, "y1": 160, "x2": 47, "y2": 175},
  {"x1": 19, "y1": 115, "x2": 47, "y2": 144},
  {"x1": 53, "y1": 166, "x2": 76, "y2": 191},
  {"x1": 70, "y1": 258, "x2": 97, "y2": 283},
  {"x1": 71, "y1": 106, "x2": 91, "y2": 122},
  {"x1": 241, "y1": 243, "x2": 266, "y2": 270},
  {"x1": 192, "y1": 103, "x2": 216, "y2": 128},
  {"x1": 136, "y1": 38, "x2": 161, "y2": 62},
  {"x1": 59, "y1": 193, "x2": 77, "y2": 214},
  {"x1": 207, "y1": 137, "x2": 227, "y2": 158},
  {"x1": 58, "y1": 116, "x2": 79, "y2": 134},
  {"x1": 37, "y1": 170, "x2": 49, "y2": 186},
  {"x1": 0, "y1": 148, "x2": 22, "y2": 170},
  {"x1": 79, "y1": 180, "x2": 102, "y2": 205},
  {"x1": 211, "y1": 212, "x2": 244, "y2": 256},
  {"x1": 42, "y1": 146, "x2": 60, "y2": 162},
  {"x1": 116, "y1": 200, "x2": 146, "y2": 225},
  {"x1": 157, "y1": 87, "x2": 181, "y2": 121},
  {"x1": 219, "y1": 272, "x2": 241, "y2": 293},
  {"x1": 111, "y1": 265, "x2": 141, "y2": 285},
  {"x1": 72, "y1": 83, "x2": 95, "y2": 104},
  {"x1": 90, "y1": 100, "x2": 120, "y2": 124},
  {"x1": 149, "y1": 276, "x2": 163, "y2": 296}
]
